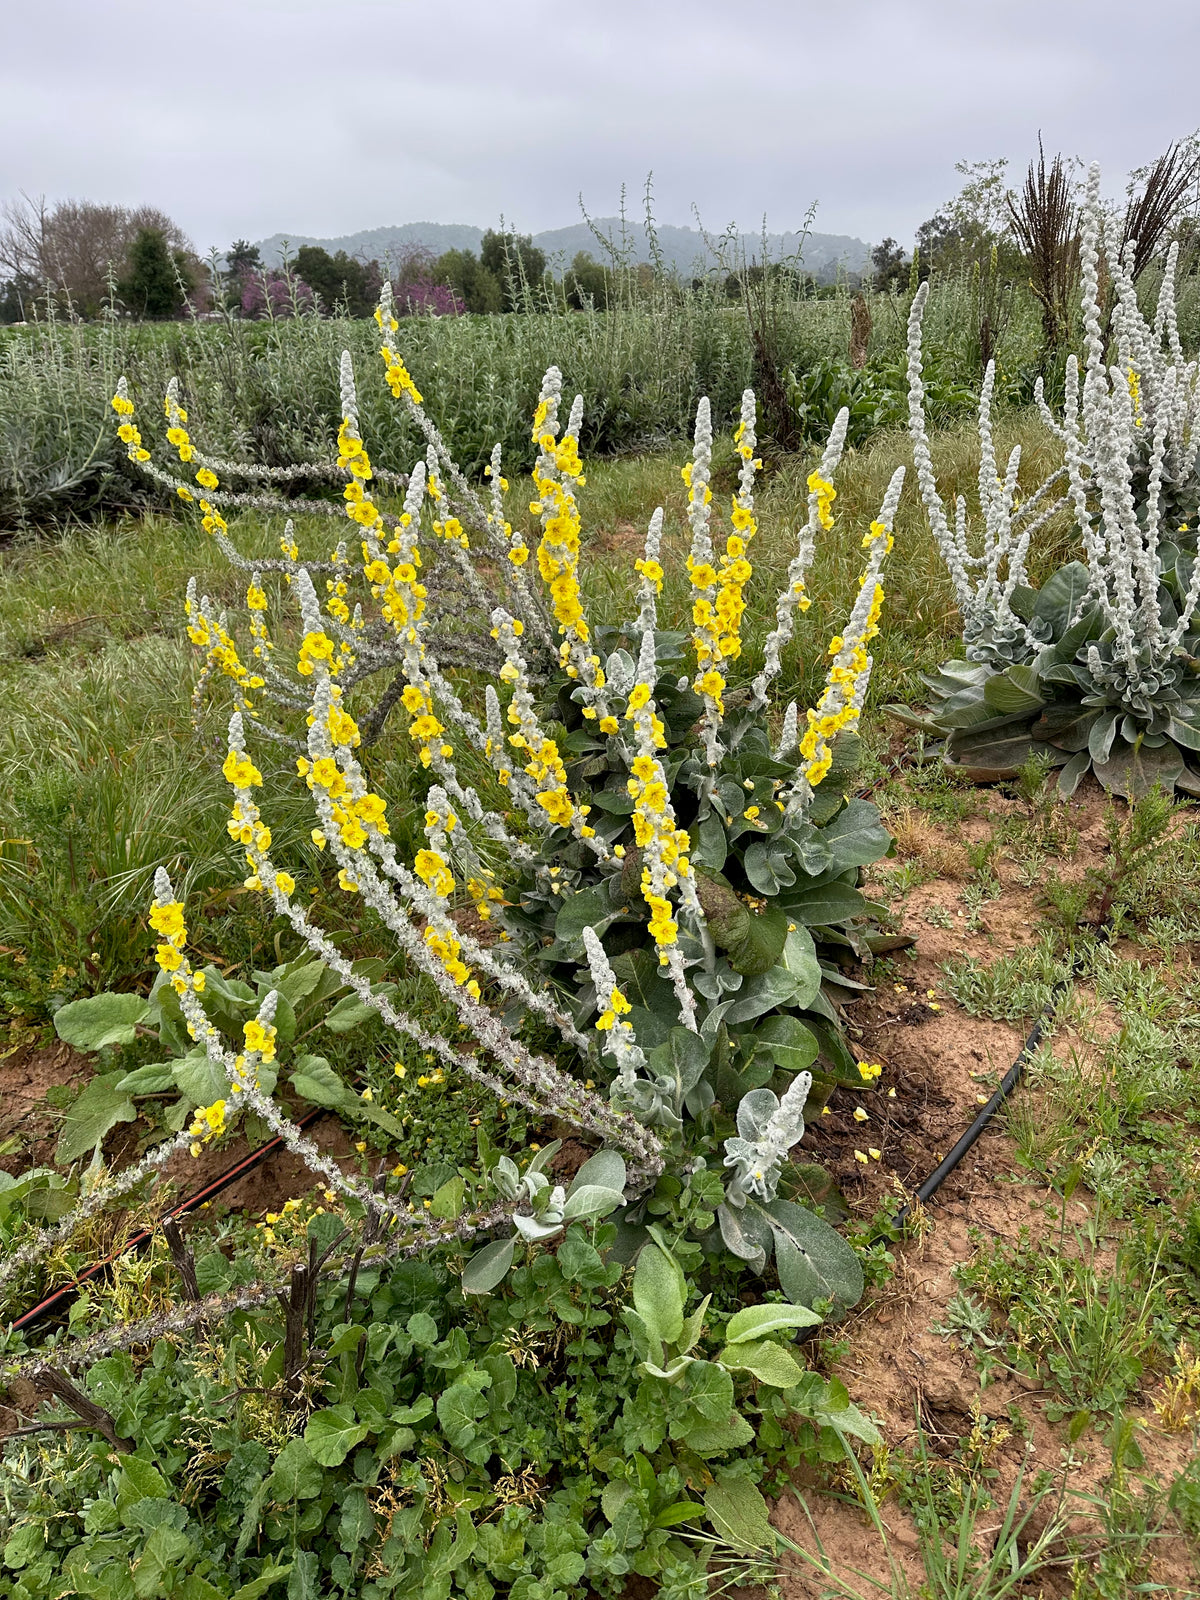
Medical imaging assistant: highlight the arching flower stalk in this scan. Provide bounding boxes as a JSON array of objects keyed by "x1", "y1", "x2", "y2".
[
  {"x1": 624, "y1": 630, "x2": 703, "y2": 1030},
  {"x1": 529, "y1": 372, "x2": 613, "y2": 723},
  {"x1": 752, "y1": 407, "x2": 850, "y2": 706},
  {"x1": 784, "y1": 466, "x2": 906, "y2": 817},
  {"x1": 634, "y1": 508, "x2": 665, "y2": 635},
  {"x1": 221, "y1": 714, "x2": 663, "y2": 1177}
]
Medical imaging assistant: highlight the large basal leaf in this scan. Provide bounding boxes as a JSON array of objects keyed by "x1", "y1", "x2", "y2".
[
  {"x1": 724, "y1": 1302, "x2": 822, "y2": 1344},
  {"x1": 569, "y1": 1149, "x2": 627, "y2": 1196},
  {"x1": 1033, "y1": 561, "x2": 1091, "y2": 633},
  {"x1": 983, "y1": 663, "x2": 1045, "y2": 716},
  {"x1": 720, "y1": 1337, "x2": 806, "y2": 1388},
  {"x1": 611, "y1": 947, "x2": 686, "y2": 1019},
  {"x1": 682, "y1": 1410, "x2": 755, "y2": 1456},
  {"x1": 55, "y1": 1072, "x2": 137, "y2": 1164},
  {"x1": 555, "y1": 883, "x2": 623, "y2": 945},
  {"x1": 931, "y1": 689, "x2": 999, "y2": 730},
  {"x1": 703, "y1": 1475, "x2": 774, "y2": 1554},
  {"x1": 647, "y1": 1026, "x2": 711, "y2": 1099},
  {"x1": 720, "y1": 962, "x2": 801, "y2": 1025},
  {"x1": 173, "y1": 1050, "x2": 232, "y2": 1109},
  {"x1": 725, "y1": 903, "x2": 788, "y2": 976},
  {"x1": 753, "y1": 1014, "x2": 818, "y2": 1074},
  {"x1": 783, "y1": 1161, "x2": 851, "y2": 1222},
  {"x1": 818, "y1": 799, "x2": 891, "y2": 873},
  {"x1": 944, "y1": 723, "x2": 1038, "y2": 780},
  {"x1": 1093, "y1": 736, "x2": 1185, "y2": 798},
  {"x1": 561, "y1": 1183, "x2": 625, "y2": 1221},
  {"x1": 461, "y1": 1238, "x2": 515, "y2": 1295},
  {"x1": 1088, "y1": 708, "x2": 1121, "y2": 765},
  {"x1": 1033, "y1": 704, "x2": 1099, "y2": 753},
  {"x1": 783, "y1": 882, "x2": 867, "y2": 928},
  {"x1": 632, "y1": 1240, "x2": 686, "y2": 1346},
  {"x1": 289, "y1": 1055, "x2": 350, "y2": 1109},
  {"x1": 53, "y1": 992, "x2": 150, "y2": 1052},
  {"x1": 1056, "y1": 749, "x2": 1091, "y2": 797},
  {"x1": 754, "y1": 1197, "x2": 864, "y2": 1311},
  {"x1": 1043, "y1": 605, "x2": 1104, "y2": 666},
  {"x1": 323, "y1": 983, "x2": 397, "y2": 1034},
  {"x1": 743, "y1": 839, "x2": 796, "y2": 896},
  {"x1": 780, "y1": 925, "x2": 822, "y2": 1009},
  {"x1": 690, "y1": 813, "x2": 728, "y2": 872},
  {"x1": 1168, "y1": 716, "x2": 1200, "y2": 752},
  {"x1": 115, "y1": 1062, "x2": 176, "y2": 1095},
  {"x1": 717, "y1": 1202, "x2": 771, "y2": 1272},
  {"x1": 694, "y1": 870, "x2": 751, "y2": 952}
]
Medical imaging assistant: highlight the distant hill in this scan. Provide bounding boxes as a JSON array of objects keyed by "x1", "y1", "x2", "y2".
[{"x1": 254, "y1": 218, "x2": 871, "y2": 283}]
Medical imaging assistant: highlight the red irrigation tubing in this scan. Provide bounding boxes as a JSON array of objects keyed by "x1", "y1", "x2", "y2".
[{"x1": 9, "y1": 1108, "x2": 328, "y2": 1335}]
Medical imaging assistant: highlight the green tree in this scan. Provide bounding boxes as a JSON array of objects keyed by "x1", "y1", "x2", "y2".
[
  {"x1": 0, "y1": 269, "x2": 37, "y2": 323},
  {"x1": 118, "y1": 228, "x2": 191, "y2": 320},
  {"x1": 870, "y1": 238, "x2": 907, "y2": 291},
  {"x1": 563, "y1": 250, "x2": 611, "y2": 310},
  {"x1": 430, "y1": 248, "x2": 502, "y2": 314},
  {"x1": 293, "y1": 246, "x2": 380, "y2": 317},
  {"x1": 480, "y1": 229, "x2": 547, "y2": 310}
]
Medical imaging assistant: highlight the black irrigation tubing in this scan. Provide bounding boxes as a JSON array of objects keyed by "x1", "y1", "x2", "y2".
[
  {"x1": 9, "y1": 1107, "x2": 328, "y2": 1336},
  {"x1": 880, "y1": 933, "x2": 1107, "y2": 1242},
  {"x1": 883, "y1": 978, "x2": 1073, "y2": 1239}
]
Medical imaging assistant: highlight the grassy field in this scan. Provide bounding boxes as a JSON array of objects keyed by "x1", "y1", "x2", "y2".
[{"x1": 2, "y1": 355, "x2": 1200, "y2": 1598}]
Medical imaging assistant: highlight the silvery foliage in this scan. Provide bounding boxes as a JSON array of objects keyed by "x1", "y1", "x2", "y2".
[
  {"x1": 908, "y1": 294, "x2": 1067, "y2": 667},
  {"x1": 909, "y1": 162, "x2": 1200, "y2": 698},
  {"x1": 722, "y1": 1073, "x2": 813, "y2": 1205}
]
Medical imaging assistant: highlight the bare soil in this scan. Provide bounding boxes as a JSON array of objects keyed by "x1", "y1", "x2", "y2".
[{"x1": 779, "y1": 790, "x2": 1200, "y2": 1596}]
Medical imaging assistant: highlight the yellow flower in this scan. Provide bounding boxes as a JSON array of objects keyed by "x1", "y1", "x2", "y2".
[{"x1": 195, "y1": 467, "x2": 219, "y2": 491}]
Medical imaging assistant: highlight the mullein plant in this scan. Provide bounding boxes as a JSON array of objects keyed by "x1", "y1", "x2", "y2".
[
  {"x1": 901, "y1": 162, "x2": 1200, "y2": 799},
  {"x1": 91, "y1": 286, "x2": 904, "y2": 1317}
]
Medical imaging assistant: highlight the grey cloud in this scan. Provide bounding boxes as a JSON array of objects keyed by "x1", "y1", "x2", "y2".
[{"x1": 2, "y1": 0, "x2": 1197, "y2": 254}]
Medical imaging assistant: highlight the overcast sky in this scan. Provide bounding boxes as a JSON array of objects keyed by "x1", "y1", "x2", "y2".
[{"x1": 3, "y1": 0, "x2": 1198, "y2": 254}]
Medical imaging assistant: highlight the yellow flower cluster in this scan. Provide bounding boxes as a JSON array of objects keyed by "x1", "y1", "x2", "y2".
[
  {"x1": 533, "y1": 463, "x2": 590, "y2": 661},
  {"x1": 798, "y1": 580, "x2": 884, "y2": 790},
  {"x1": 494, "y1": 614, "x2": 582, "y2": 831},
  {"x1": 244, "y1": 579, "x2": 274, "y2": 662},
  {"x1": 148, "y1": 889, "x2": 207, "y2": 1022},
  {"x1": 529, "y1": 393, "x2": 606, "y2": 705},
  {"x1": 466, "y1": 874, "x2": 506, "y2": 922},
  {"x1": 596, "y1": 984, "x2": 632, "y2": 1031},
  {"x1": 412, "y1": 843, "x2": 475, "y2": 992},
  {"x1": 624, "y1": 707, "x2": 692, "y2": 957},
  {"x1": 297, "y1": 751, "x2": 389, "y2": 852},
  {"x1": 485, "y1": 458, "x2": 527, "y2": 567},
  {"x1": 297, "y1": 628, "x2": 337, "y2": 678},
  {"x1": 807, "y1": 471, "x2": 836, "y2": 531},
  {"x1": 1128, "y1": 365, "x2": 1143, "y2": 427},
  {"x1": 149, "y1": 895, "x2": 188, "y2": 978},
  {"x1": 856, "y1": 1060, "x2": 883, "y2": 1083},
  {"x1": 428, "y1": 466, "x2": 470, "y2": 550},
  {"x1": 244, "y1": 1017, "x2": 277, "y2": 1060},
  {"x1": 338, "y1": 419, "x2": 386, "y2": 537},
  {"x1": 185, "y1": 593, "x2": 263, "y2": 704},
  {"x1": 634, "y1": 556, "x2": 663, "y2": 593},
  {"x1": 378, "y1": 341, "x2": 424, "y2": 407},
  {"x1": 111, "y1": 389, "x2": 150, "y2": 462},
  {"x1": 188, "y1": 1098, "x2": 227, "y2": 1157},
  {"x1": 399, "y1": 682, "x2": 448, "y2": 770}
]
